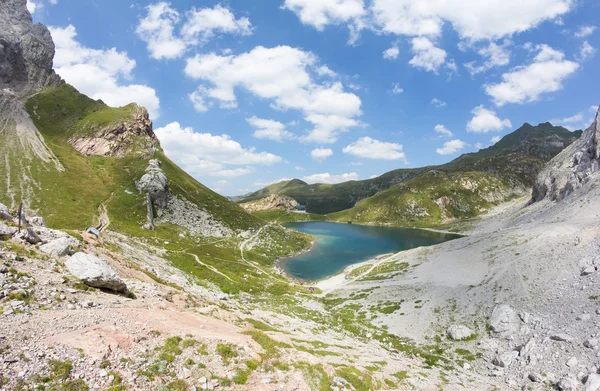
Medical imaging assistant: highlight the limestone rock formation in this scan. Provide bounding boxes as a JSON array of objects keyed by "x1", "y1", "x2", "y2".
[
  {"x1": 531, "y1": 107, "x2": 600, "y2": 203},
  {"x1": 0, "y1": 0, "x2": 62, "y2": 96},
  {"x1": 489, "y1": 304, "x2": 521, "y2": 338},
  {"x1": 240, "y1": 194, "x2": 299, "y2": 212},
  {"x1": 39, "y1": 237, "x2": 72, "y2": 257},
  {"x1": 65, "y1": 252, "x2": 127, "y2": 292},
  {"x1": 446, "y1": 324, "x2": 474, "y2": 340},
  {"x1": 70, "y1": 104, "x2": 157, "y2": 157},
  {"x1": 136, "y1": 159, "x2": 170, "y2": 210}
]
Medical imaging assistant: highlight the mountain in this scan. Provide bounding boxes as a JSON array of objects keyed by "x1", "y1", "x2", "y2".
[{"x1": 239, "y1": 123, "x2": 581, "y2": 216}]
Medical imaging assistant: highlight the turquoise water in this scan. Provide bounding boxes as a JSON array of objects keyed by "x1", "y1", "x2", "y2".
[{"x1": 282, "y1": 222, "x2": 462, "y2": 281}]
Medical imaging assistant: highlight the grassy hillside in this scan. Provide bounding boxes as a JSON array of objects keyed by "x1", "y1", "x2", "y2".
[
  {"x1": 239, "y1": 123, "x2": 580, "y2": 215},
  {"x1": 328, "y1": 171, "x2": 521, "y2": 227}
]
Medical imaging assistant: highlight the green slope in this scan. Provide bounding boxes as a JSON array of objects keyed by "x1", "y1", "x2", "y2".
[{"x1": 239, "y1": 123, "x2": 580, "y2": 215}]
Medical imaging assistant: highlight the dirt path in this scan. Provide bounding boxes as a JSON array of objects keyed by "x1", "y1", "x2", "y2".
[{"x1": 97, "y1": 192, "x2": 114, "y2": 232}]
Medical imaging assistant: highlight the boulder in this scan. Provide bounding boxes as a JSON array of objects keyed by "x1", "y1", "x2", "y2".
[
  {"x1": 551, "y1": 333, "x2": 574, "y2": 342},
  {"x1": 584, "y1": 339, "x2": 598, "y2": 348},
  {"x1": 582, "y1": 267, "x2": 596, "y2": 276},
  {"x1": 39, "y1": 237, "x2": 71, "y2": 257},
  {"x1": 557, "y1": 377, "x2": 577, "y2": 391},
  {"x1": 0, "y1": 222, "x2": 16, "y2": 240},
  {"x1": 0, "y1": 203, "x2": 12, "y2": 221},
  {"x1": 14, "y1": 227, "x2": 42, "y2": 244},
  {"x1": 447, "y1": 324, "x2": 474, "y2": 340},
  {"x1": 489, "y1": 304, "x2": 521, "y2": 337},
  {"x1": 586, "y1": 374, "x2": 600, "y2": 391},
  {"x1": 519, "y1": 338, "x2": 536, "y2": 358},
  {"x1": 566, "y1": 357, "x2": 578, "y2": 367},
  {"x1": 27, "y1": 216, "x2": 46, "y2": 227},
  {"x1": 65, "y1": 252, "x2": 127, "y2": 292},
  {"x1": 492, "y1": 350, "x2": 519, "y2": 368}
]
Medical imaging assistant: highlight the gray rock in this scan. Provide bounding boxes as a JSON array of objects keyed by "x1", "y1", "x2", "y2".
[
  {"x1": 65, "y1": 252, "x2": 127, "y2": 292},
  {"x1": 136, "y1": 159, "x2": 170, "y2": 209},
  {"x1": 492, "y1": 350, "x2": 519, "y2": 368},
  {"x1": 528, "y1": 373, "x2": 543, "y2": 382},
  {"x1": 27, "y1": 216, "x2": 46, "y2": 227},
  {"x1": 39, "y1": 237, "x2": 71, "y2": 257},
  {"x1": 583, "y1": 267, "x2": 596, "y2": 276},
  {"x1": 557, "y1": 377, "x2": 577, "y2": 391},
  {"x1": 15, "y1": 227, "x2": 42, "y2": 244},
  {"x1": 520, "y1": 338, "x2": 536, "y2": 358},
  {"x1": 0, "y1": 222, "x2": 16, "y2": 240},
  {"x1": 577, "y1": 313, "x2": 592, "y2": 321},
  {"x1": 584, "y1": 339, "x2": 599, "y2": 348},
  {"x1": 586, "y1": 374, "x2": 600, "y2": 391},
  {"x1": 447, "y1": 324, "x2": 474, "y2": 340},
  {"x1": 489, "y1": 304, "x2": 521, "y2": 337},
  {"x1": 566, "y1": 357, "x2": 578, "y2": 367},
  {"x1": 0, "y1": 203, "x2": 12, "y2": 221},
  {"x1": 332, "y1": 377, "x2": 349, "y2": 387},
  {"x1": 551, "y1": 333, "x2": 574, "y2": 342},
  {"x1": 531, "y1": 107, "x2": 600, "y2": 203}
]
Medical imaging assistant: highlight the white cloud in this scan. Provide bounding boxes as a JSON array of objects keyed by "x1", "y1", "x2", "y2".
[
  {"x1": 26, "y1": 0, "x2": 37, "y2": 13},
  {"x1": 281, "y1": 0, "x2": 365, "y2": 31},
  {"x1": 136, "y1": 3, "x2": 252, "y2": 60},
  {"x1": 184, "y1": 46, "x2": 362, "y2": 144},
  {"x1": 155, "y1": 122, "x2": 281, "y2": 179},
  {"x1": 464, "y1": 39, "x2": 511, "y2": 75},
  {"x1": 49, "y1": 25, "x2": 160, "y2": 119},
  {"x1": 409, "y1": 37, "x2": 447, "y2": 73},
  {"x1": 431, "y1": 98, "x2": 447, "y2": 107},
  {"x1": 434, "y1": 124, "x2": 452, "y2": 137},
  {"x1": 246, "y1": 116, "x2": 296, "y2": 141},
  {"x1": 551, "y1": 109, "x2": 596, "y2": 131},
  {"x1": 316, "y1": 65, "x2": 337, "y2": 78},
  {"x1": 436, "y1": 139, "x2": 468, "y2": 155},
  {"x1": 574, "y1": 26, "x2": 597, "y2": 38},
  {"x1": 295, "y1": 165, "x2": 304, "y2": 171},
  {"x1": 491, "y1": 135, "x2": 502, "y2": 143},
  {"x1": 467, "y1": 105, "x2": 512, "y2": 133},
  {"x1": 302, "y1": 172, "x2": 359, "y2": 184},
  {"x1": 343, "y1": 137, "x2": 408, "y2": 162},
  {"x1": 485, "y1": 44, "x2": 579, "y2": 106},
  {"x1": 49, "y1": 0, "x2": 58, "y2": 4},
  {"x1": 391, "y1": 83, "x2": 404, "y2": 94},
  {"x1": 383, "y1": 46, "x2": 400, "y2": 60},
  {"x1": 310, "y1": 148, "x2": 334, "y2": 162},
  {"x1": 579, "y1": 41, "x2": 596, "y2": 60}
]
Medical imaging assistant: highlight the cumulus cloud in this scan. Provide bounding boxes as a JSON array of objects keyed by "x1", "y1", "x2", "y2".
[
  {"x1": 316, "y1": 65, "x2": 338, "y2": 78},
  {"x1": 409, "y1": 37, "x2": 447, "y2": 73},
  {"x1": 246, "y1": 116, "x2": 296, "y2": 141},
  {"x1": 579, "y1": 41, "x2": 596, "y2": 60},
  {"x1": 184, "y1": 46, "x2": 362, "y2": 144},
  {"x1": 136, "y1": 3, "x2": 252, "y2": 60},
  {"x1": 467, "y1": 106, "x2": 512, "y2": 133},
  {"x1": 551, "y1": 108, "x2": 596, "y2": 131},
  {"x1": 431, "y1": 98, "x2": 447, "y2": 107},
  {"x1": 434, "y1": 124, "x2": 452, "y2": 137},
  {"x1": 155, "y1": 122, "x2": 281, "y2": 179},
  {"x1": 485, "y1": 44, "x2": 579, "y2": 106},
  {"x1": 383, "y1": 46, "x2": 400, "y2": 60},
  {"x1": 284, "y1": 0, "x2": 572, "y2": 44},
  {"x1": 391, "y1": 83, "x2": 404, "y2": 94},
  {"x1": 464, "y1": 39, "x2": 511, "y2": 75},
  {"x1": 302, "y1": 172, "x2": 359, "y2": 184},
  {"x1": 310, "y1": 148, "x2": 334, "y2": 162},
  {"x1": 574, "y1": 26, "x2": 597, "y2": 38},
  {"x1": 343, "y1": 137, "x2": 408, "y2": 162},
  {"x1": 436, "y1": 139, "x2": 468, "y2": 155},
  {"x1": 49, "y1": 25, "x2": 161, "y2": 119}
]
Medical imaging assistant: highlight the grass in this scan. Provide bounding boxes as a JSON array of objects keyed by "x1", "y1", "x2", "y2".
[
  {"x1": 243, "y1": 330, "x2": 291, "y2": 359},
  {"x1": 216, "y1": 343, "x2": 238, "y2": 363}
]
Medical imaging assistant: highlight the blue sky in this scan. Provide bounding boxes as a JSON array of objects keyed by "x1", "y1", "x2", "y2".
[{"x1": 28, "y1": 0, "x2": 599, "y2": 195}]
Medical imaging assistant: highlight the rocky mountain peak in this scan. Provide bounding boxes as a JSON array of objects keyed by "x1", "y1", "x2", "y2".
[
  {"x1": 531, "y1": 107, "x2": 600, "y2": 203},
  {"x1": 0, "y1": 0, "x2": 62, "y2": 95}
]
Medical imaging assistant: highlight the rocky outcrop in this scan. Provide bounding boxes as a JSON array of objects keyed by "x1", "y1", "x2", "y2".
[
  {"x1": 65, "y1": 252, "x2": 127, "y2": 292},
  {"x1": 70, "y1": 104, "x2": 157, "y2": 157},
  {"x1": 240, "y1": 194, "x2": 299, "y2": 212},
  {"x1": 531, "y1": 108, "x2": 600, "y2": 203},
  {"x1": 136, "y1": 159, "x2": 170, "y2": 210},
  {"x1": 0, "y1": 0, "x2": 62, "y2": 96}
]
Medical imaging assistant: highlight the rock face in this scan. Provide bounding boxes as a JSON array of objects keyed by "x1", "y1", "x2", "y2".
[
  {"x1": 0, "y1": 0, "x2": 62, "y2": 96},
  {"x1": 65, "y1": 252, "x2": 127, "y2": 292},
  {"x1": 531, "y1": 108, "x2": 600, "y2": 203},
  {"x1": 70, "y1": 104, "x2": 157, "y2": 157},
  {"x1": 240, "y1": 194, "x2": 299, "y2": 212}
]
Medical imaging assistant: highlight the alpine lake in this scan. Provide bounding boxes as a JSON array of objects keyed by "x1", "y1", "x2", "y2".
[{"x1": 282, "y1": 221, "x2": 462, "y2": 281}]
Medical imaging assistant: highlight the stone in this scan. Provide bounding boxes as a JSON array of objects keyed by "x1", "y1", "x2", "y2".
[
  {"x1": 28, "y1": 216, "x2": 46, "y2": 227},
  {"x1": 566, "y1": 357, "x2": 578, "y2": 367},
  {"x1": 586, "y1": 374, "x2": 600, "y2": 391},
  {"x1": 584, "y1": 339, "x2": 598, "y2": 348},
  {"x1": 492, "y1": 351, "x2": 519, "y2": 368},
  {"x1": 39, "y1": 237, "x2": 71, "y2": 257},
  {"x1": 528, "y1": 373, "x2": 543, "y2": 382},
  {"x1": 551, "y1": 333, "x2": 574, "y2": 342},
  {"x1": 447, "y1": 324, "x2": 474, "y2": 340},
  {"x1": 489, "y1": 304, "x2": 521, "y2": 337},
  {"x1": 65, "y1": 252, "x2": 127, "y2": 292},
  {"x1": 333, "y1": 377, "x2": 349, "y2": 387},
  {"x1": 520, "y1": 338, "x2": 536, "y2": 358},
  {"x1": 0, "y1": 222, "x2": 16, "y2": 240},
  {"x1": 557, "y1": 377, "x2": 577, "y2": 391},
  {"x1": 577, "y1": 314, "x2": 592, "y2": 321},
  {"x1": 582, "y1": 267, "x2": 596, "y2": 276},
  {"x1": 0, "y1": 203, "x2": 12, "y2": 221},
  {"x1": 14, "y1": 227, "x2": 42, "y2": 244}
]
